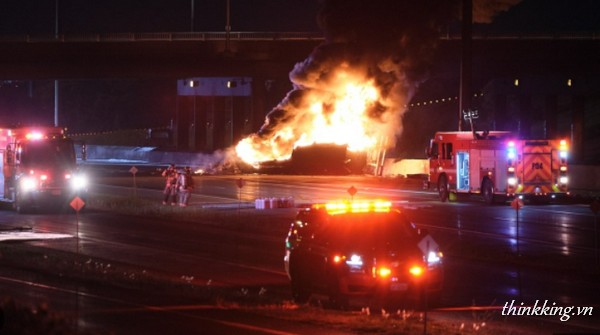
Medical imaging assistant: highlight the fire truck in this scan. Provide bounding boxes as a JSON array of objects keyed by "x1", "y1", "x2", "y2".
[
  {"x1": 0, "y1": 126, "x2": 88, "y2": 213},
  {"x1": 426, "y1": 131, "x2": 569, "y2": 204}
]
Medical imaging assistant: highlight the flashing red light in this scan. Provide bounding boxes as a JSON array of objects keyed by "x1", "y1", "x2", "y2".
[
  {"x1": 409, "y1": 265, "x2": 424, "y2": 277},
  {"x1": 332, "y1": 255, "x2": 344, "y2": 264},
  {"x1": 377, "y1": 266, "x2": 392, "y2": 278},
  {"x1": 25, "y1": 132, "x2": 45, "y2": 140}
]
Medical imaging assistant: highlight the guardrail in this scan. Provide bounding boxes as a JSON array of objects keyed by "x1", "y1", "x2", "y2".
[
  {"x1": 0, "y1": 31, "x2": 325, "y2": 43},
  {"x1": 1, "y1": 31, "x2": 599, "y2": 43},
  {"x1": 440, "y1": 31, "x2": 600, "y2": 40}
]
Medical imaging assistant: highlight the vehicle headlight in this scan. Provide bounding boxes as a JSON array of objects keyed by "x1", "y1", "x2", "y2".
[
  {"x1": 507, "y1": 177, "x2": 517, "y2": 186},
  {"x1": 345, "y1": 254, "x2": 363, "y2": 267},
  {"x1": 71, "y1": 174, "x2": 89, "y2": 191},
  {"x1": 20, "y1": 177, "x2": 38, "y2": 192},
  {"x1": 427, "y1": 251, "x2": 443, "y2": 264},
  {"x1": 559, "y1": 176, "x2": 568, "y2": 185}
]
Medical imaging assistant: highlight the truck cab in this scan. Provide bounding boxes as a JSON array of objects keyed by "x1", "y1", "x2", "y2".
[{"x1": 1, "y1": 127, "x2": 88, "y2": 213}]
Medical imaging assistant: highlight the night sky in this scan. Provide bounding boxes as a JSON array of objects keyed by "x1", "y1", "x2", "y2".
[
  {"x1": 1, "y1": 0, "x2": 599, "y2": 35},
  {"x1": 0, "y1": 0, "x2": 321, "y2": 34}
]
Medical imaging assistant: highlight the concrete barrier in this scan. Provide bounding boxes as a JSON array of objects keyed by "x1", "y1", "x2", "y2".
[
  {"x1": 78, "y1": 145, "x2": 599, "y2": 195},
  {"x1": 77, "y1": 145, "x2": 226, "y2": 170}
]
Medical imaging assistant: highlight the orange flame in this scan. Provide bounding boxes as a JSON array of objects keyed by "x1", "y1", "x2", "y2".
[{"x1": 235, "y1": 70, "x2": 396, "y2": 166}]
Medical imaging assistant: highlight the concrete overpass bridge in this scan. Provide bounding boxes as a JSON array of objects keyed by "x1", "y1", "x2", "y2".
[
  {"x1": 1, "y1": 31, "x2": 599, "y2": 80},
  {"x1": 1, "y1": 31, "x2": 598, "y2": 163},
  {"x1": 0, "y1": 32, "x2": 324, "y2": 80}
]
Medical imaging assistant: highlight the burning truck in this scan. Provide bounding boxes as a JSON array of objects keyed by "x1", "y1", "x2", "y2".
[{"x1": 230, "y1": 0, "x2": 520, "y2": 175}]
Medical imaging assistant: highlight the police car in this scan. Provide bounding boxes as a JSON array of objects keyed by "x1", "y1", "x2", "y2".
[{"x1": 284, "y1": 200, "x2": 444, "y2": 309}]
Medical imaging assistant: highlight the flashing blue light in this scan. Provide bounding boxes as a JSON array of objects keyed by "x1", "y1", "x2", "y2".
[
  {"x1": 559, "y1": 151, "x2": 568, "y2": 159},
  {"x1": 507, "y1": 148, "x2": 517, "y2": 160}
]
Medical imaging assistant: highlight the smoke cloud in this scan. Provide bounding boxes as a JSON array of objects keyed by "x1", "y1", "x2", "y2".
[
  {"x1": 473, "y1": 0, "x2": 522, "y2": 23},
  {"x1": 235, "y1": 0, "x2": 522, "y2": 166}
]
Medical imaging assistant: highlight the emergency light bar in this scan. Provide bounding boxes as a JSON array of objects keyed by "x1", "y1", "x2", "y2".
[
  {"x1": 559, "y1": 139, "x2": 569, "y2": 160},
  {"x1": 316, "y1": 200, "x2": 392, "y2": 215},
  {"x1": 7, "y1": 127, "x2": 65, "y2": 139},
  {"x1": 25, "y1": 132, "x2": 45, "y2": 140},
  {"x1": 506, "y1": 141, "x2": 517, "y2": 160}
]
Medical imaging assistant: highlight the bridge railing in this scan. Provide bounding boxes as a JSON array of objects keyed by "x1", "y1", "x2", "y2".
[
  {"x1": 440, "y1": 31, "x2": 600, "y2": 40},
  {"x1": 2, "y1": 31, "x2": 598, "y2": 43},
  {"x1": 0, "y1": 32, "x2": 325, "y2": 43}
]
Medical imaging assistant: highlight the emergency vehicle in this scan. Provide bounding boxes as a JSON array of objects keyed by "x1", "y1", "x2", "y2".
[
  {"x1": 426, "y1": 131, "x2": 569, "y2": 204},
  {"x1": 284, "y1": 200, "x2": 444, "y2": 309},
  {"x1": 0, "y1": 126, "x2": 88, "y2": 213}
]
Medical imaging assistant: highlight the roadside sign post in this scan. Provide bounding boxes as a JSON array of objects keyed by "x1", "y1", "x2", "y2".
[
  {"x1": 347, "y1": 186, "x2": 357, "y2": 201},
  {"x1": 70, "y1": 196, "x2": 85, "y2": 254},
  {"x1": 236, "y1": 178, "x2": 245, "y2": 211},
  {"x1": 129, "y1": 166, "x2": 138, "y2": 198},
  {"x1": 511, "y1": 198, "x2": 524, "y2": 300},
  {"x1": 418, "y1": 237, "x2": 438, "y2": 335},
  {"x1": 511, "y1": 198, "x2": 524, "y2": 256}
]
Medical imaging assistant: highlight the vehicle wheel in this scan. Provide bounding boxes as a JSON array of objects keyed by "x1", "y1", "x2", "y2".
[
  {"x1": 15, "y1": 200, "x2": 29, "y2": 214},
  {"x1": 481, "y1": 178, "x2": 495, "y2": 205},
  {"x1": 328, "y1": 279, "x2": 349, "y2": 310},
  {"x1": 290, "y1": 277, "x2": 310, "y2": 304},
  {"x1": 14, "y1": 191, "x2": 28, "y2": 214},
  {"x1": 438, "y1": 175, "x2": 449, "y2": 202}
]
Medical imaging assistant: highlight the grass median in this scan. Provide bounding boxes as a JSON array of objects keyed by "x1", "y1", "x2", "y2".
[{"x1": 1, "y1": 192, "x2": 596, "y2": 335}]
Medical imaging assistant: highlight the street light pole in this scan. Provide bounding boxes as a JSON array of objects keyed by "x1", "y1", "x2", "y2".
[
  {"x1": 225, "y1": 0, "x2": 231, "y2": 53},
  {"x1": 54, "y1": 0, "x2": 60, "y2": 127},
  {"x1": 459, "y1": 0, "x2": 472, "y2": 132},
  {"x1": 190, "y1": 0, "x2": 194, "y2": 32}
]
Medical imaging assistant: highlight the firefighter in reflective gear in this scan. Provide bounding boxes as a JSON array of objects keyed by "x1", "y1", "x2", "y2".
[
  {"x1": 177, "y1": 166, "x2": 194, "y2": 207},
  {"x1": 162, "y1": 164, "x2": 178, "y2": 205}
]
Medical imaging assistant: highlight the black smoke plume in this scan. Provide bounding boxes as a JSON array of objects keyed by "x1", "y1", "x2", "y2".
[{"x1": 235, "y1": 0, "x2": 521, "y2": 165}]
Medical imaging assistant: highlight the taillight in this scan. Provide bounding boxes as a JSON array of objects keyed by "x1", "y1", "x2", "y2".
[
  {"x1": 377, "y1": 266, "x2": 392, "y2": 278},
  {"x1": 409, "y1": 265, "x2": 424, "y2": 277}
]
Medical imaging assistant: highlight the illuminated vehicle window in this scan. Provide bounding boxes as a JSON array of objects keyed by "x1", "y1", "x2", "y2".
[{"x1": 19, "y1": 139, "x2": 77, "y2": 169}]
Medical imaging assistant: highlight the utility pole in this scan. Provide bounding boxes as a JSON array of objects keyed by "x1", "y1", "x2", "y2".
[
  {"x1": 459, "y1": 0, "x2": 472, "y2": 132},
  {"x1": 225, "y1": 0, "x2": 231, "y2": 53},
  {"x1": 54, "y1": 0, "x2": 60, "y2": 127},
  {"x1": 190, "y1": 0, "x2": 195, "y2": 32}
]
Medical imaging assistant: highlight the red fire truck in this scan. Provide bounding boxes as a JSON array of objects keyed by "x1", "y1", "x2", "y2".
[
  {"x1": 426, "y1": 131, "x2": 569, "y2": 204},
  {"x1": 0, "y1": 126, "x2": 88, "y2": 213}
]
